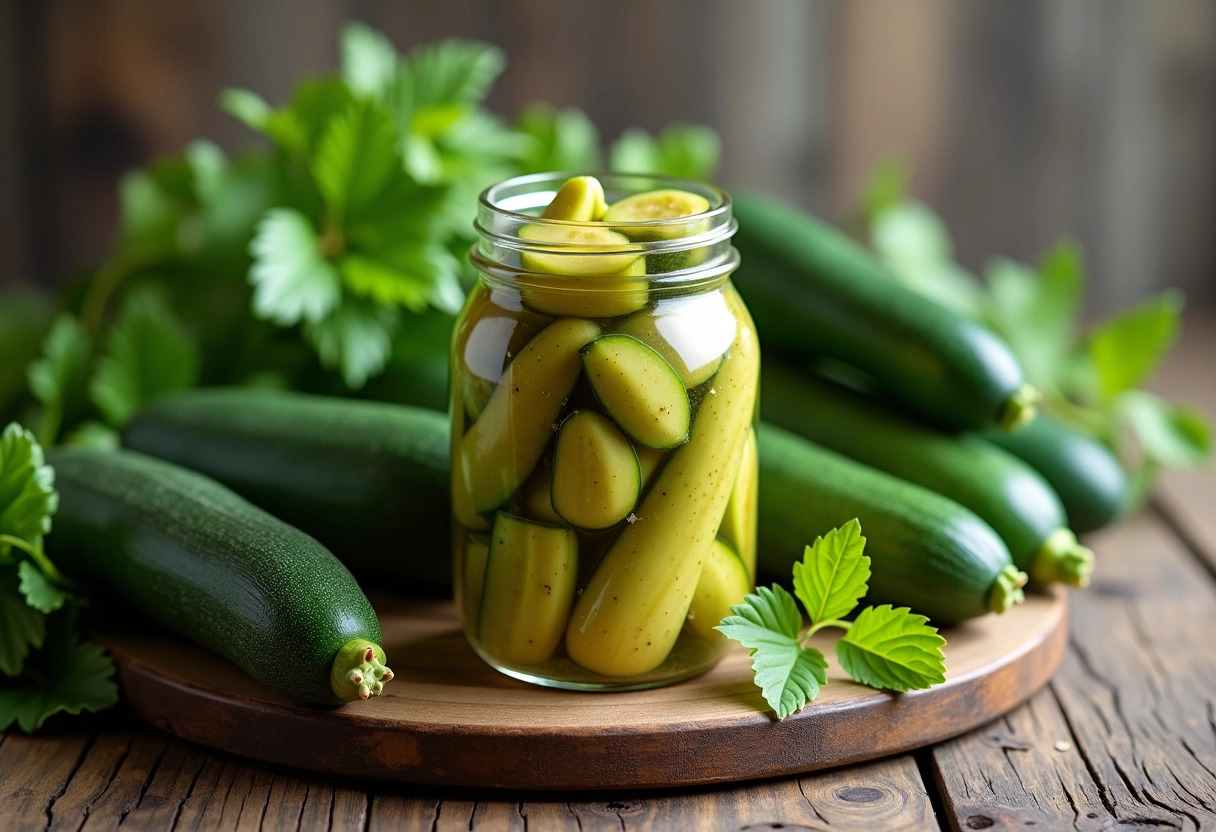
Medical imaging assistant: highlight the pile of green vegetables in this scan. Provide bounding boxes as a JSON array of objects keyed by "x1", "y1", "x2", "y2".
[{"x1": 0, "y1": 24, "x2": 1208, "y2": 730}]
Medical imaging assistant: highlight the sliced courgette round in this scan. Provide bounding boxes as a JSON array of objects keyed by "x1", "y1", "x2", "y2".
[
  {"x1": 603, "y1": 189, "x2": 711, "y2": 241},
  {"x1": 551, "y1": 410, "x2": 641, "y2": 530},
  {"x1": 582, "y1": 333, "x2": 692, "y2": 451}
]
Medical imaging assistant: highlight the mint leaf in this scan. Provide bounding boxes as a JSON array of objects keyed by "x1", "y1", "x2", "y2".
[
  {"x1": 342, "y1": 22, "x2": 398, "y2": 102},
  {"x1": 17, "y1": 561, "x2": 67, "y2": 614},
  {"x1": 89, "y1": 291, "x2": 200, "y2": 427},
  {"x1": 835, "y1": 605, "x2": 946, "y2": 692},
  {"x1": 716, "y1": 585, "x2": 828, "y2": 719},
  {"x1": 610, "y1": 124, "x2": 721, "y2": 181},
  {"x1": 249, "y1": 208, "x2": 342, "y2": 326},
  {"x1": 792, "y1": 518, "x2": 870, "y2": 627},
  {"x1": 0, "y1": 423, "x2": 57, "y2": 548},
  {"x1": 313, "y1": 102, "x2": 399, "y2": 217},
  {"x1": 0, "y1": 612, "x2": 117, "y2": 732},
  {"x1": 303, "y1": 299, "x2": 398, "y2": 389},
  {"x1": 27, "y1": 314, "x2": 92, "y2": 444},
  {"x1": 516, "y1": 103, "x2": 602, "y2": 174},
  {"x1": 1119, "y1": 390, "x2": 1211, "y2": 468},
  {"x1": 1088, "y1": 290, "x2": 1183, "y2": 401},
  {"x1": 0, "y1": 566, "x2": 44, "y2": 676}
]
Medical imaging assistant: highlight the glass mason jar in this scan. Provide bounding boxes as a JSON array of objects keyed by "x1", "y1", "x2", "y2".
[{"x1": 450, "y1": 172, "x2": 759, "y2": 690}]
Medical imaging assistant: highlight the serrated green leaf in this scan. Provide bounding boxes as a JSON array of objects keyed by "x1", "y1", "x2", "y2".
[
  {"x1": 871, "y1": 202, "x2": 982, "y2": 316},
  {"x1": 716, "y1": 585, "x2": 827, "y2": 719},
  {"x1": 516, "y1": 102, "x2": 602, "y2": 174},
  {"x1": 0, "y1": 565, "x2": 44, "y2": 677},
  {"x1": 398, "y1": 39, "x2": 505, "y2": 121},
  {"x1": 342, "y1": 22, "x2": 398, "y2": 102},
  {"x1": 248, "y1": 208, "x2": 342, "y2": 326},
  {"x1": 792, "y1": 518, "x2": 870, "y2": 626},
  {"x1": 610, "y1": 124, "x2": 721, "y2": 182},
  {"x1": 0, "y1": 423, "x2": 57, "y2": 548},
  {"x1": 0, "y1": 612, "x2": 117, "y2": 732},
  {"x1": 339, "y1": 243, "x2": 461, "y2": 314},
  {"x1": 17, "y1": 561, "x2": 67, "y2": 614},
  {"x1": 27, "y1": 314, "x2": 92, "y2": 438},
  {"x1": 835, "y1": 605, "x2": 946, "y2": 692},
  {"x1": 303, "y1": 299, "x2": 399, "y2": 389},
  {"x1": 89, "y1": 291, "x2": 200, "y2": 427},
  {"x1": 1118, "y1": 390, "x2": 1211, "y2": 467},
  {"x1": 286, "y1": 78, "x2": 358, "y2": 150},
  {"x1": 313, "y1": 102, "x2": 399, "y2": 216},
  {"x1": 1088, "y1": 290, "x2": 1184, "y2": 401}
]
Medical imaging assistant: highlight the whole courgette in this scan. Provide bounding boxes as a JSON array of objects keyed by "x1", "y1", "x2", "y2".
[
  {"x1": 731, "y1": 190, "x2": 1037, "y2": 432},
  {"x1": 46, "y1": 447, "x2": 393, "y2": 705},
  {"x1": 122, "y1": 388, "x2": 450, "y2": 591},
  {"x1": 757, "y1": 424, "x2": 1026, "y2": 623},
  {"x1": 762, "y1": 365, "x2": 1093, "y2": 587},
  {"x1": 981, "y1": 415, "x2": 1128, "y2": 535}
]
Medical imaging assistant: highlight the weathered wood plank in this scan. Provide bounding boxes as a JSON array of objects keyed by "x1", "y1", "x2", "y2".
[
  {"x1": 75, "y1": 734, "x2": 167, "y2": 831},
  {"x1": 115, "y1": 740, "x2": 208, "y2": 831},
  {"x1": 46, "y1": 732, "x2": 132, "y2": 832},
  {"x1": 0, "y1": 732, "x2": 90, "y2": 832},
  {"x1": 932, "y1": 511, "x2": 1216, "y2": 830}
]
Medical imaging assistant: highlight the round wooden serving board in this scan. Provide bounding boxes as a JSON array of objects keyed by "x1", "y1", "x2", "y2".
[{"x1": 98, "y1": 588, "x2": 1067, "y2": 791}]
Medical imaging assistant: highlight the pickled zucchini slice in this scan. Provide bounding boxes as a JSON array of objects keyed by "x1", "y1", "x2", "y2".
[
  {"x1": 634, "y1": 443, "x2": 668, "y2": 491},
  {"x1": 551, "y1": 410, "x2": 641, "y2": 530},
  {"x1": 603, "y1": 189, "x2": 711, "y2": 241},
  {"x1": 460, "y1": 535, "x2": 490, "y2": 631},
  {"x1": 565, "y1": 289, "x2": 760, "y2": 676},
  {"x1": 458, "y1": 317, "x2": 602, "y2": 513},
  {"x1": 541, "y1": 175, "x2": 608, "y2": 222},
  {"x1": 478, "y1": 513, "x2": 578, "y2": 665},
  {"x1": 684, "y1": 538, "x2": 752, "y2": 641},
  {"x1": 614, "y1": 292, "x2": 736, "y2": 389},
  {"x1": 718, "y1": 427, "x2": 758, "y2": 579},
  {"x1": 582, "y1": 333, "x2": 691, "y2": 451},
  {"x1": 519, "y1": 224, "x2": 642, "y2": 276},
  {"x1": 520, "y1": 452, "x2": 563, "y2": 526}
]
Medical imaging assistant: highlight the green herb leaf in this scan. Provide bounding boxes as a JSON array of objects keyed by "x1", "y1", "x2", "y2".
[
  {"x1": 716, "y1": 585, "x2": 828, "y2": 719},
  {"x1": 0, "y1": 566, "x2": 44, "y2": 677},
  {"x1": 340, "y1": 246, "x2": 460, "y2": 313},
  {"x1": 303, "y1": 299, "x2": 399, "y2": 389},
  {"x1": 835, "y1": 605, "x2": 946, "y2": 692},
  {"x1": 249, "y1": 208, "x2": 342, "y2": 326},
  {"x1": 27, "y1": 314, "x2": 92, "y2": 445},
  {"x1": 792, "y1": 517, "x2": 870, "y2": 627},
  {"x1": 89, "y1": 291, "x2": 200, "y2": 427},
  {"x1": 0, "y1": 423, "x2": 57, "y2": 549},
  {"x1": 870, "y1": 202, "x2": 982, "y2": 316},
  {"x1": 860, "y1": 158, "x2": 908, "y2": 222},
  {"x1": 1088, "y1": 290, "x2": 1184, "y2": 401},
  {"x1": 609, "y1": 124, "x2": 721, "y2": 181},
  {"x1": 516, "y1": 103, "x2": 602, "y2": 174},
  {"x1": 185, "y1": 139, "x2": 227, "y2": 205},
  {"x1": 341, "y1": 22, "x2": 398, "y2": 102},
  {"x1": 0, "y1": 611, "x2": 118, "y2": 732},
  {"x1": 397, "y1": 39, "x2": 505, "y2": 128},
  {"x1": 219, "y1": 88, "x2": 274, "y2": 132},
  {"x1": 1118, "y1": 390, "x2": 1211, "y2": 468},
  {"x1": 313, "y1": 102, "x2": 399, "y2": 216},
  {"x1": 17, "y1": 561, "x2": 68, "y2": 614}
]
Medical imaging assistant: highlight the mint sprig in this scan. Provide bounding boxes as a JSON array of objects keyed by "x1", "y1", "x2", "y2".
[{"x1": 717, "y1": 519, "x2": 947, "y2": 720}]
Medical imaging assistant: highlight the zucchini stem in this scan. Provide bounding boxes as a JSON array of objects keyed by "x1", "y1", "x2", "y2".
[
  {"x1": 988, "y1": 566, "x2": 1028, "y2": 614},
  {"x1": 998, "y1": 384, "x2": 1041, "y2": 433},
  {"x1": 1029, "y1": 529, "x2": 1095, "y2": 589},
  {"x1": 330, "y1": 638, "x2": 394, "y2": 702}
]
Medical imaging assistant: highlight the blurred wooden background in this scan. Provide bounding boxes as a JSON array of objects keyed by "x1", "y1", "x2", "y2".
[{"x1": 1, "y1": 0, "x2": 1213, "y2": 312}]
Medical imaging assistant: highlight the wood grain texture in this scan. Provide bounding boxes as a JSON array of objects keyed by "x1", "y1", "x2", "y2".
[
  {"x1": 931, "y1": 510, "x2": 1216, "y2": 830},
  {"x1": 94, "y1": 587, "x2": 1065, "y2": 791}
]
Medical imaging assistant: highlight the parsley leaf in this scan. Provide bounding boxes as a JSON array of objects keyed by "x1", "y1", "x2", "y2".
[
  {"x1": 0, "y1": 566, "x2": 44, "y2": 677},
  {"x1": 26, "y1": 315, "x2": 92, "y2": 447},
  {"x1": 0, "y1": 423, "x2": 57, "y2": 549},
  {"x1": 516, "y1": 103, "x2": 602, "y2": 174},
  {"x1": 89, "y1": 291, "x2": 200, "y2": 427},
  {"x1": 0, "y1": 611, "x2": 118, "y2": 732},
  {"x1": 313, "y1": 102, "x2": 399, "y2": 217},
  {"x1": 341, "y1": 22, "x2": 398, "y2": 103},
  {"x1": 17, "y1": 561, "x2": 68, "y2": 614},
  {"x1": 835, "y1": 605, "x2": 946, "y2": 692},
  {"x1": 716, "y1": 585, "x2": 827, "y2": 719},
  {"x1": 1087, "y1": 290, "x2": 1183, "y2": 402},
  {"x1": 249, "y1": 208, "x2": 343, "y2": 326},
  {"x1": 610, "y1": 124, "x2": 721, "y2": 181},
  {"x1": 303, "y1": 299, "x2": 399, "y2": 389},
  {"x1": 792, "y1": 518, "x2": 870, "y2": 627},
  {"x1": 396, "y1": 39, "x2": 506, "y2": 134}
]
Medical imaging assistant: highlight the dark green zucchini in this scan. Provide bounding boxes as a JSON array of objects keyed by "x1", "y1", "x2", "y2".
[
  {"x1": 981, "y1": 416, "x2": 1128, "y2": 535},
  {"x1": 45, "y1": 447, "x2": 391, "y2": 705},
  {"x1": 122, "y1": 388, "x2": 450, "y2": 591},
  {"x1": 762, "y1": 365, "x2": 1093, "y2": 587},
  {"x1": 757, "y1": 424, "x2": 1025, "y2": 624},
  {"x1": 731, "y1": 190, "x2": 1037, "y2": 432}
]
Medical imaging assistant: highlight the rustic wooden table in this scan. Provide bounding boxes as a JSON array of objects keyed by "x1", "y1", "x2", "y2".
[{"x1": 3, "y1": 321, "x2": 1214, "y2": 832}]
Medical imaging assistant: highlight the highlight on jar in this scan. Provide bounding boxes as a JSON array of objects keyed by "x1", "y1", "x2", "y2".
[{"x1": 450, "y1": 172, "x2": 761, "y2": 691}]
